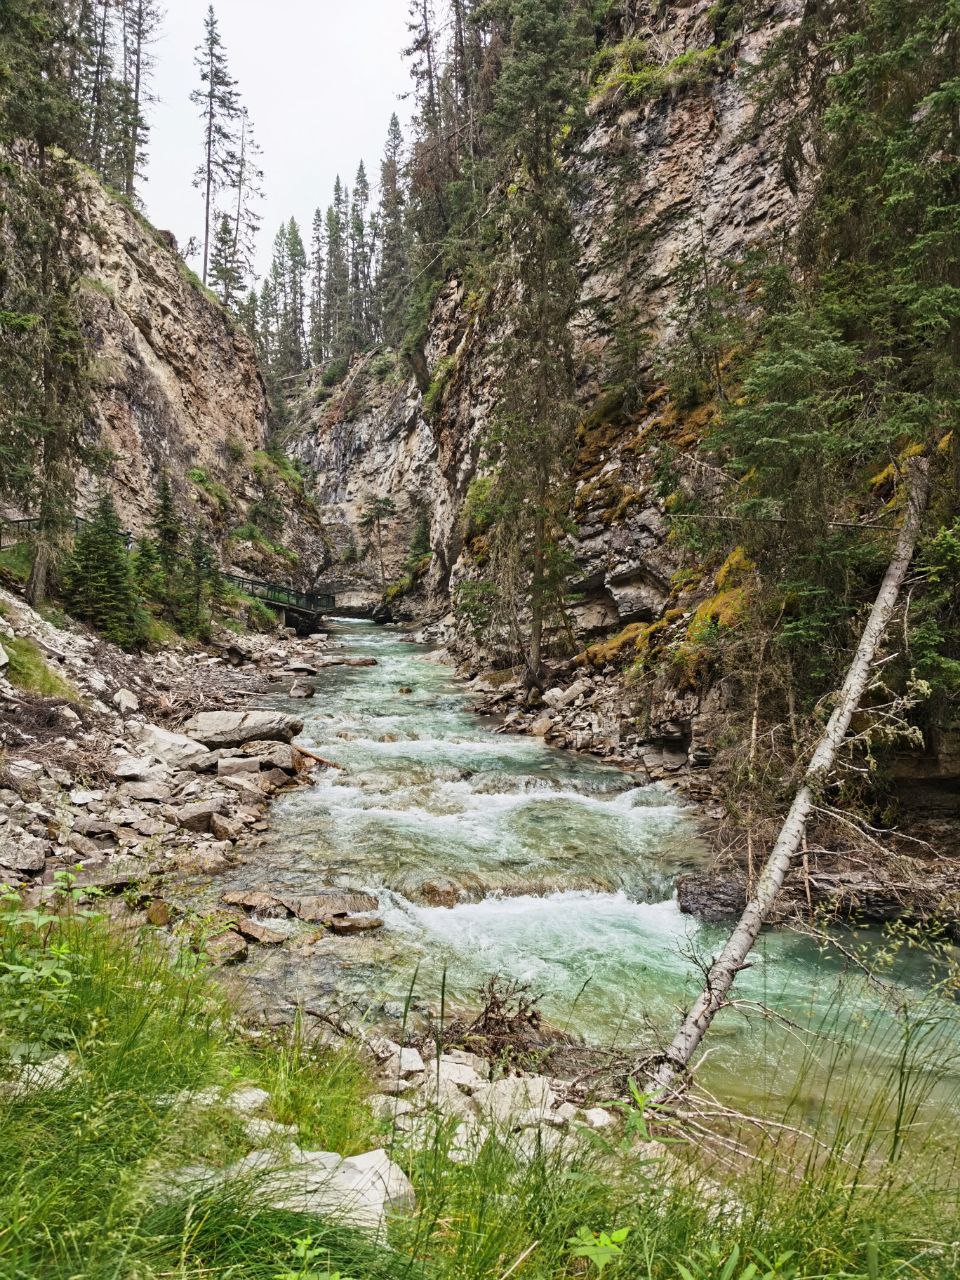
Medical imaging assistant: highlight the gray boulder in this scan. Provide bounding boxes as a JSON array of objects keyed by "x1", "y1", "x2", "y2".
[{"x1": 182, "y1": 710, "x2": 304, "y2": 749}]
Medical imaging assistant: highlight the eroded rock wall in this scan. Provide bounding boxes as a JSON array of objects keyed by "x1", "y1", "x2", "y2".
[{"x1": 75, "y1": 176, "x2": 269, "y2": 534}]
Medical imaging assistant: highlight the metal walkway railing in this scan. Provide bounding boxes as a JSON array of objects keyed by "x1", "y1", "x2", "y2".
[{"x1": 1, "y1": 516, "x2": 335, "y2": 614}]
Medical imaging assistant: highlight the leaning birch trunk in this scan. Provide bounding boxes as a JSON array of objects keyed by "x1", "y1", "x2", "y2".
[{"x1": 650, "y1": 457, "x2": 931, "y2": 1096}]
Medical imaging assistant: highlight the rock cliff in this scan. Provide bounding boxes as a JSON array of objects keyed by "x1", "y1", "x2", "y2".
[
  {"x1": 75, "y1": 176, "x2": 267, "y2": 530},
  {"x1": 286, "y1": 1, "x2": 802, "y2": 772}
]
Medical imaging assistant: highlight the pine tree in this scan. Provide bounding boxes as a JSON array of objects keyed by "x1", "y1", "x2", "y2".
[
  {"x1": 229, "y1": 105, "x2": 263, "y2": 296},
  {"x1": 309, "y1": 206, "x2": 326, "y2": 365},
  {"x1": 360, "y1": 496, "x2": 397, "y2": 590},
  {"x1": 349, "y1": 161, "x2": 373, "y2": 349},
  {"x1": 376, "y1": 113, "x2": 410, "y2": 347},
  {"x1": 181, "y1": 528, "x2": 219, "y2": 636},
  {"x1": 151, "y1": 470, "x2": 182, "y2": 574},
  {"x1": 120, "y1": 0, "x2": 163, "y2": 198},
  {"x1": 209, "y1": 211, "x2": 241, "y2": 305},
  {"x1": 323, "y1": 179, "x2": 350, "y2": 360},
  {"x1": 478, "y1": 0, "x2": 591, "y2": 684},
  {"x1": 190, "y1": 5, "x2": 240, "y2": 286},
  {"x1": 65, "y1": 490, "x2": 144, "y2": 648}
]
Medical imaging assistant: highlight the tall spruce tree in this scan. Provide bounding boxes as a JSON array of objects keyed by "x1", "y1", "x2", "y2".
[
  {"x1": 478, "y1": 0, "x2": 591, "y2": 683},
  {"x1": 65, "y1": 490, "x2": 143, "y2": 648},
  {"x1": 376, "y1": 113, "x2": 410, "y2": 347},
  {"x1": 190, "y1": 5, "x2": 240, "y2": 286}
]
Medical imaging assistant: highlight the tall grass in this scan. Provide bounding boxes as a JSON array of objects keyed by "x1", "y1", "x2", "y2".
[{"x1": 0, "y1": 906, "x2": 957, "y2": 1279}]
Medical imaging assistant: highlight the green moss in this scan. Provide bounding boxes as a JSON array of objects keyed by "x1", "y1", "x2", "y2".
[
  {"x1": 592, "y1": 39, "x2": 727, "y2": 104},
  {"x1": 188, "y1": 467, "x2": 234, "y2": 513},
  {"x1": 4, "y1": 637, "x2": 78, "y2": 700},
  {"x1": 423, "y1": 354, "x2": 456, "y2": 417}
]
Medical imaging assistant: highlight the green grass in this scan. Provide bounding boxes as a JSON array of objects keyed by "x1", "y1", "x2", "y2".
[
  {"x1": 4, "y1": 635, "x2": 78, "y2": 700},
  {"x1": 0, "y1": 908, "x2": 957, "y2": 1279},
  {"x1": 0, "y1": 542, "x2": 34, "y2": 584}
]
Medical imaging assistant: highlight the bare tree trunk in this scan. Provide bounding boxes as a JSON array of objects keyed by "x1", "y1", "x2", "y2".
[{"x1": 649, "y1": 458, "x2": 931, "y2": 1096}]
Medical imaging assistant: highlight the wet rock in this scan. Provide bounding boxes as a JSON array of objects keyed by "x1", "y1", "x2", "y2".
[
  {"x1": 223, "y1": 889, "x2": 290, "y2": 917},
  {"x1": 182, "y1": 710, "x2": 304, "y2": 749},
  {"x1": 235, "y1": 917, "x2": 286, "y2": 945},
  {"x1": 289, "y1": 679, "x2": 316, "y2": 699},
  {"x1": 418, "y1": 877, "x2": 460, "y2": 908},
  {"x1": 326, "y1": 914, "x2": 384, "y2": 935},
  {"x1": 676, "y1": 869, "x2": 745, "y2": 923},
  {"x1": 205, "y1": 930, "x2": 248, "y2": 966},
  {"x1": 282, "y1": 891, "x2": 379, "y2": 923},
  {"x1": 315, "y1": 656, "x2": 378, "y2": 668},
  {"x1": 529, "y1": 715, "x2": 554, "y2": 737}
]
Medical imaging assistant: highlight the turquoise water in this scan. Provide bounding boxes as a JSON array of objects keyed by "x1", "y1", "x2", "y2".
[{"x1": 223, "y1": 620, "x2": 959, "y2": 1107}]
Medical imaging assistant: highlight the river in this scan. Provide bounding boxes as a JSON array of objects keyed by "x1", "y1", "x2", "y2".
[{"x1": 201, "y1": 620, "x2": 959, "y2": 1120}]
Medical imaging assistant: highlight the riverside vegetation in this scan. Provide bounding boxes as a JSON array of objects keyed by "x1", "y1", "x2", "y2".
[{"x1": 1, "y1": 1, "x2": 960, "y2": 1277}]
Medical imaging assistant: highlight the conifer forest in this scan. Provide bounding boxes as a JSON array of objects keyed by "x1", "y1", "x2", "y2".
[{"x1": 0, "y1": 3, "x2": 959, "y2": 1278}]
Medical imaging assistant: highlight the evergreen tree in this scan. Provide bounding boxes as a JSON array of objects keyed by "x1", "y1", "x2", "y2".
[
  {"x1": 151, "y1": 471, "x2": 182, "y2": 574},
  {"x1": 208, "y1": 211, "x2": 241, "y2": 305},
  {"x1": 360, "y1": 495, "x2": 397, "y2": 590},
  {"x1": 474, "y1": 0, "x2": 591, "y2": 683},
  {"x1": 309, "y1": 206, "x2": 326, "y2": 365},
  {"x1": 323, "y1": 179, "x2": 350, "y2": 360},
  {"x1": 376, "y1": 113, "x2": 410, "y2": 347},
  {"x1": 190, "y1": 5, "x2": 240, "y2": 286},
  {"x1": 181, "y1": 528, "x2": 220, "y2": 636},
  {"x1": 229, "y1": 105, "x2": 263, "y2": 296},
  {"x1": 65, "y1": 490, "x2": 144, "y2": 648},
  {"x1": 348, "y1": 161, "x2": 373, "y2": 348}
]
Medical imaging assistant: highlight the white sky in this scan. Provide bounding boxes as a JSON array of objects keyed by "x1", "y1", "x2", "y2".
[{"x1": 142, "y1": 0, "x2": 412, "y2": 279}]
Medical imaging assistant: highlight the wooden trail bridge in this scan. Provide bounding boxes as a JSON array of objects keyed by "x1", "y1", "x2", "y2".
[{"x1": 0, "y1": 516, "x2": 335, "y2": 619}]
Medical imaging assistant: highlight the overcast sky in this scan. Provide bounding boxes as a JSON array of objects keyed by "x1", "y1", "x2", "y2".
[{"x1": 142, "y1": 0, "x2": 412, "y2": 279}]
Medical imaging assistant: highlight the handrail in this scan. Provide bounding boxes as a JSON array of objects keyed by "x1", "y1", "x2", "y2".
[{"x1": 1, "y1": 515, "x2": 335, "y2": 614}]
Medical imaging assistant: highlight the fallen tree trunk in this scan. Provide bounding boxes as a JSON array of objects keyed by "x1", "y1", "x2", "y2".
[{"x1": 650, "y1": 458, "x2": 932, "y2": 1097}]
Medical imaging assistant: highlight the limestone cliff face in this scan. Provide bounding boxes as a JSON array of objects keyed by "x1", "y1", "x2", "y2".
[
  {"x1": 76, "y1": 176, "x2": 268, "y2": 533},
  {"x1": 288, "y1": 1, "x2": 801, "y2": 646}
]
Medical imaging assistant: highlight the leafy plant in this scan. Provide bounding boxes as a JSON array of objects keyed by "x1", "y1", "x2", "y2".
[{"x1": 566, "y1": 1225, "x2": 631, "y2": 1275}]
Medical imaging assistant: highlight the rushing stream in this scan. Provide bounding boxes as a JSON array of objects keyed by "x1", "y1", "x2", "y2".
[{"x1": 200, "y1": 621, "x2": 959, "y2": 1117}]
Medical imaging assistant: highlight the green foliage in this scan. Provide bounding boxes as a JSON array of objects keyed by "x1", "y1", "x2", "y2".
[
  {"x1": 3, "y1": 636, "x2": 77, "y2": 701},
  {"x1": 64, "y1": 491, "x2": 146, "y2": 649},
  {"x1": 462, "y1": 475, "x2": 498, "y2": 540},
  {"x1": 592, "y1": 39, "x2": 727, "y2": 104},
  {"x1": 566, "y1": 1225, "x2": 631, "y2": 1274},
  {"x1": 321, "y1": 355, "x2": 350, "y2": 387},
  {"x1": 423, "y1": 354, "x2": 455, "y2": 417},
  {"x1": 0, "y1": 541, "x2": 34, "y2": 585}
]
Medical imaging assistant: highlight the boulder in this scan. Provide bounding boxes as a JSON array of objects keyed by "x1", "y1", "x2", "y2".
[
  {"x1": 289, "y1": 679, "x2": 315, "y2": 699},
  {"x1": 0, "y1": 643, "x2": 8, "y2": 670},
  {"x1": 134, "y1": 724, "x2": 211, "y2": 770},
  {"x1": 235, "y1": 918, "x2": 286, "y2": 945},
  {"x1": 204, "y1": 930, "x2": 248, "y2": 966},
  {"x1": 113, "y1": 688, "x2": 140, "y2": 715},
  {"x1": 145, "y1": 900, "x2": 172, "y2": 927},
  {"x1": 0, "y1": 829, "x2": 49, "y2": 872},
  {"x1": 222, "y1": 889, "x2": 290, "y2": 917},
  {"x1": 119, "y1": 780, "x2": 172, "y2": 803},
  {"x1": 182, "y1": 710, "x2": 304, "y2": 749},
  {"x1": 326, "y1": 914, "x2": 383, "y2": 935},
  {"x1": 472, "y1": 1075, "x2": 555, "y2": 1126},
  {"x1": 175, "y1": 798, "x2": 225, "y2": 833},
  {"x1": 282, "y1": 891, "x2": 379, "y2": 923},
  {"x1": 210, "y1": 813, "x2": 245, "y2": 842},
  {"x1": 529, "y1": 715, "x2": 554, "y2": 737},
  {"x1": 217, "y1": 756, "x2": 259, "y2": 777},
  {"x1": 241, "y1": 741, "x2": 298, "y2": 772}
]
